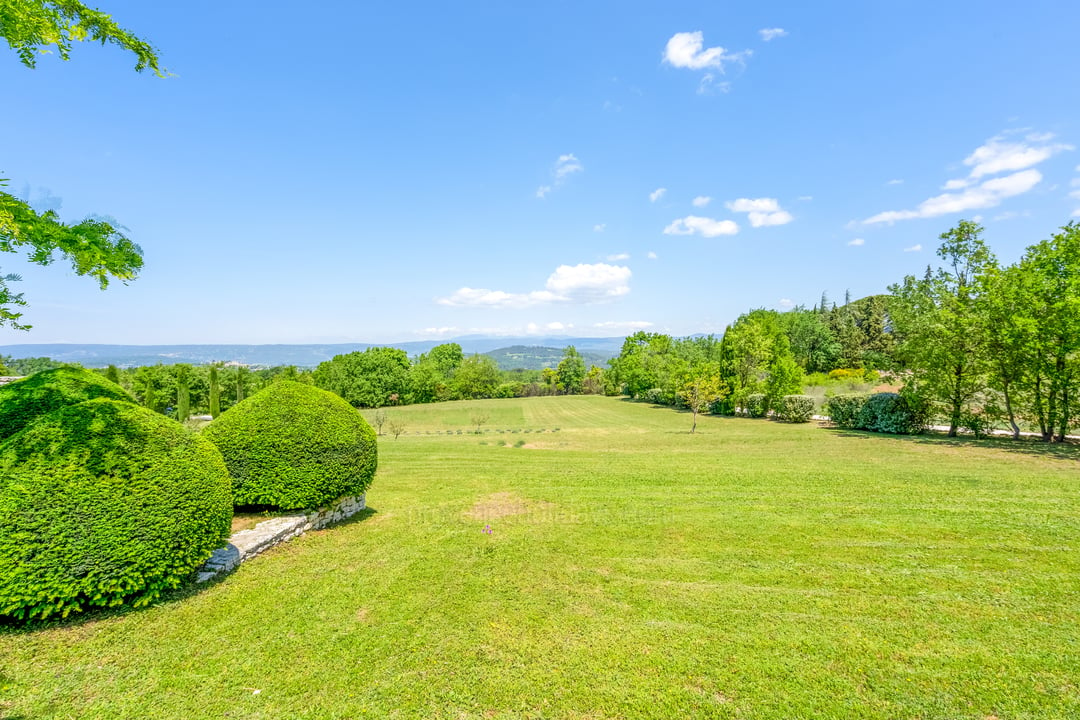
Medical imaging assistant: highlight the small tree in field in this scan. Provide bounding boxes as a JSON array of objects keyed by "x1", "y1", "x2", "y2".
[
  {"x1": 387, "y1": 417, "x2": 405, "y2": 439},
  {"x1": 373, "y1": 409, "x2": 387, "y2": 436},
  {"x1": 470, "y1": 410, "x2": 490, "y2": 434},
  {"x1": 678, "y1": 369, "x2": 729, "y2": 434}
]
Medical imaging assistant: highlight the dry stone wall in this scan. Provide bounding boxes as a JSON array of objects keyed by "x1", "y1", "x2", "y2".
[{"x1": 196, "y1": 494, "x2": 365, "y2": 583}]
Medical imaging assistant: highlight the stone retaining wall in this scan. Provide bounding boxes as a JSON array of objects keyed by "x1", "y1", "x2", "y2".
[{"x1": 196, "y1": 494, "x2": 365, "y2": 583}]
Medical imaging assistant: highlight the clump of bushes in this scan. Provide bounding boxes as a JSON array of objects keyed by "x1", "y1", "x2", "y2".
[
  {"x1": 0, "y1": 366, "x2": 133, "y2": 441},
  {"x1": 744, "y1": 393, "x2": 767, "y2": 418},
  {"x1": 824, "y1": 394, "x2": 868, "y2": 428},
  {"x1": 776, "y1": 395, "x2": 815, "y2": 423},
  {"x1": 856, "y1": 392, "x2": 927, "y2": 434},
  {"x1": 0, "y1": 399, "x2": 232, "y2": 621},
  {"x1": 203, "y1": 381, "x2": 377, "y2": 510},
  {"x1": 825, "y1": 392, "x2": 927, "y2": 434}
]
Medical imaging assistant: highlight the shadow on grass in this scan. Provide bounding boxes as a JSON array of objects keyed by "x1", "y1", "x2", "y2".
[
  {"x1": 823, "y1": 426, "x2": 1080, "y2": 461},
  {"x1": 0, "y1": 507, "x2": 379, "y2": 636}
]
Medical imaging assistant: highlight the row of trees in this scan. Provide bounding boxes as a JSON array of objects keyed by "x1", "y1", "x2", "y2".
[
  {"x1": 311, "y1": 343, "x2": 605, "y2": 407},
  {"x1": 890, "y1": 220, "x2": 1079, "y2": 441}
]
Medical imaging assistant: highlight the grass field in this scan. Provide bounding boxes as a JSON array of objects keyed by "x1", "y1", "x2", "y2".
[{"x1": 2, "y1": 396, "x2": 1079, "y2": 719}]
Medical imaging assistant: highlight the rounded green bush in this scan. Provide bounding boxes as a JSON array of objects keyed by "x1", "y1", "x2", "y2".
[
  {"x1": 202, "y1": 381, "x2": 377, "y2": 510},
  {"x1": 777, "y1": 395, "x2": 815, "y2": 423},
  {"x1": 0, "y1": 399, "x2": 232, "y2": 622},
  {"x1": 856, "y1": 392, "x2": 927, "y2": 435},
  {"x1": 0, "y1": 366, "x2": 134, "y2": 441},
  {"x1": 825, "y1": 393, "x2": 868, "y2": 428}
]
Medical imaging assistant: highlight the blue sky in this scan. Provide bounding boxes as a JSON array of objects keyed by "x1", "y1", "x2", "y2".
[{"x1": 2, "y1": 0, "x2": 1079, "y2": 345}]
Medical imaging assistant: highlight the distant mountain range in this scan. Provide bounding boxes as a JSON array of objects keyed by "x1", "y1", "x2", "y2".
[{"x1": 0, "y1": 336, "x2": 625, "y2": 370}]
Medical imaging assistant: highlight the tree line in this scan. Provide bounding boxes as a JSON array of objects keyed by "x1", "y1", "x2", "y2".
[{"x1": 604, "y1": 219, "x2": 1079, "y2": 442}]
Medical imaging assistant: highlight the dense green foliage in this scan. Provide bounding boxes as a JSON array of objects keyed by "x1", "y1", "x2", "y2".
[
  {"x1": 0, "y1": 0, "x2": 162, "y2": 71},
  {"x1": 202, "y1": 381, "x2": 377, "y2": 510},
  {"x1": 855, "y1": 392, "x2": 928, "y2": 435},
  {"x1": 0, "y1": 365, "x2": 132, "y2": 440},
  {"x1": 0, "y1": 354, "x2": 64, "y2": 375},
  {"x1": 0, "y1": 398, "x2": 231, "y2": 621},
  {"x1": 776, "y1": 394, "x2": 815, "y2": 423},
  {"x1": 824, "y1": 394, "x2": 868, "y2": 429},
  {"x1": 744, "y1": 393, "x2": 767, "y2": 418},
  {"x1": 314, "y1": 347, "x2": 411, "y2": 408},
  {"x1": 890, "y1": 220, "x2": 1080, "y2": 441}
]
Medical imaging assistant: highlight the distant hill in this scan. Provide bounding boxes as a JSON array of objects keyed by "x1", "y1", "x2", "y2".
[
  {"x1": 0, "y1": 336, "x2": 625, "y2": 369},
  {"x1": 484, "y1": 345, "x2": 612, "y2": 371}
]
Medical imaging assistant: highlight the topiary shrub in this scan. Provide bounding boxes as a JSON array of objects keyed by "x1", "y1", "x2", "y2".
[
  {"x1": 824, "y1": 393, "x2": 868, "y2": 428},
  {"x1": 0, "y1": 366, "x2": 134, "y2": 441},
  {"x1": 777, "y1": 395, "x2": 815, "y2": 423},
  {"x1": 0, "y1": 399, "x2": 232, "y2": 622},
  {"x1": 855, "y1": 392, "x2": 927, "y2": 435},
  {"x1": 202, "y1": 381, "x2": 377, "y2": 510},
  {"x1": 744, "y1": 393, "x2": 767, "y2": 418}
]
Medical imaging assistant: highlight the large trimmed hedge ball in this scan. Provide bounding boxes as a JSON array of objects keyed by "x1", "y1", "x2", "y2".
[
  {"x1": 202, "y1": 381, "x2": 377, "y2": 510},
  {"x1": 0, "y1": 399, "x2": 232, "y2": 621},
  {"x1": 0, "y1": 366, "x2": 134, "y2": 441}
]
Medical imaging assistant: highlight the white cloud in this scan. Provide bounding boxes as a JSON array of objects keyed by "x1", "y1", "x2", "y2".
[
  {"x1": 887, "y1": 179, "x2": 904, "y2": 186},
  {"x1": 727, "y1": 197, "x2": 779, "y2": 213},
  {"x1": 726, "y1": 197, "x2": 794, "y2": 227},
  {"x1": 848, "y1": 238, "x2": 865, "y2": 246},
  {"x1": 663, "y1": 215, "x2": 739, "y2": 238},
  {"x1": 649, "y1": 187, "x2": 667, "y2": 203},
  {"x1": 692, "y1": 195, "x2": 712, "y2": 207},
  {"x1": 593, "y1": 223, "x2": 606, "y2": 233},
  {"x1": 554, "y1": 153, "x2": 583, "y2": 179},
  {"x1": 759, "y1": 28, "x2": 788, "y2": 41},
  {"x1": 865, "y1": 169, "x2": 1043, "y2": 224},
  {"x1": 964, "y1": 134, "x2": 1072, "y2": 180},
  {"x1": 544, "y1": 321, "x2": 572, "y2": 331},
  {"x1": 605, "y1": 252, "x2": 630, "y2": 261},
  {"x1": 593, "y1": 320, "x2": 655, "y2": 331},
  {"x1": 536, "y1": 153, "x2": 583, "y2": 198},
  {"x1": 866, "y1": 131, "x2": 1072, "y2": 225},
  {"x1": 697, "y1": 73, "x2": 731, "y2": 95},
  {"x1": 438, "y1": 263, "x2": 631, "y2": 308},
  {"x1": 421, "y1": 326, "x2": 459, "y2": 336},
  {"x1": 647, "y1": 251, "x2": 658, "y2": 260},
  {"x1": 663, "y1": 31, "x2": 749, "y2": 71},
  {"x1": 798, "y1": 195, "x2": 813, "y2": 201},
  {"x1": 904, "y1": 244, "x2": 922, "y2": 252},
  {"x1": 777, "y1": 298, "x2": 795, "y2": 310}
]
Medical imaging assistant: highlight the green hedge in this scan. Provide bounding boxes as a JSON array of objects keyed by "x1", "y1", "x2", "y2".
[
  {"x1": 824, "y1": 394, "x2": 868, "y2": 428},
  {"x1": 777, "y1": 395, "x2": 815, "y2": 423},
  {"x1": 0, "y1": 366, "x2": 133, "y2": 441},
  {"x1": 744, "y1": 393, "x2": 767, "y2": 418},
  {"x1": 202, "y1": 381, "x2": 377, "y2": 510},
  {"x1": 856, "y1": 392, "x2": 927, "y2": 435},
  {"x1": 0, "y1": 399, "x2": 232, "y2": 622}
]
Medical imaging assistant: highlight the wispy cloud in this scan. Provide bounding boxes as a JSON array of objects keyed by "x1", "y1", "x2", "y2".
[
  {"x1": 536, "y1": 153, "x2": 584, "y2": 199},
  {"x1": 692, "y1": 195, "x2": 712, "y2": 207},
  {"x1": 904, "y1": 244, "x2": 922, "y2": 252},
  {"x1": 438, "y1": 263, "x2": 631, "y2": 308},
  {"x1": 593, "y1": 223, "x2": 606, "y2": 232},
  {"x1": 663, "y1": 215, "x2": 739, "y2": 238},
  {"x1": 647, "y1": 251, "x2": 658, "y2": 260},
  {"x1": 848, "y1": 238, "x2": 865, "y2": 246},
  {"x1": 649, "y1": 187, "x2": 667, "y2": 203},
  {"x1": 865, "y1": 169, "x2": 1043, "y2": 224},
  {"x1": 865, "y1": 131, "x2": 1072, "y2": 224},
  {"x1": 777, "y1": 298, "x2": 794, "y2": 309},
  {"x1": 759, "y1": 28, "x2": 788, "y2": 41},
  {"x1": 605, "y1": 252, "x2": 630, "y2": 261},
  {"x1": 593, "y1": 320, "x2": 654, "y2": 331},
  {"x1": 886, "y1": 179, "x2": 904, "y2": 186},
  {"x1": 726, "y1": 197, "x2": 794, "y2": 227}
]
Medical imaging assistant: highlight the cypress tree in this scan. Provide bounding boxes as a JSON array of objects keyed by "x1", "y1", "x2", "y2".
[
  {"x1": 176, "y1": 365, "x2": 191, "y2": 422},
  {"x1": 209, "y1": 365, "x2": 221, "y2": 418}
]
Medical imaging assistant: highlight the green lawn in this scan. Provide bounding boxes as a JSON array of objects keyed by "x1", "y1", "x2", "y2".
[{"x1": 3, "y1": 396, "x2": 1079, "y2": 719}]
